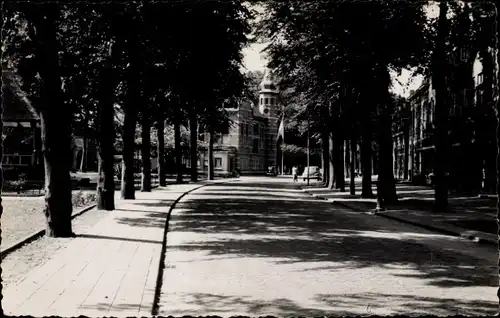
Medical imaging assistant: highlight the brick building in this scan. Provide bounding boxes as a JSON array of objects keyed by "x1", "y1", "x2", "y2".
[{"x1": 195, "y1": 70, "x2": 280, "y2": 175}]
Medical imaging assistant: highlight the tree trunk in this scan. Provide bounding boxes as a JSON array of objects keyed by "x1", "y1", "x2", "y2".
[
  {"x1": 361, "y1": 119, "x2": 374, "y2": 198},
  {"x1": 141, "y1": 111, "x2": 151, "y2": 192},
  {"x1": 494, "y1": 3, "x2": 500, "y2": 260},
  {"x1": 80, "y1": 131, "x2": 86, "y2": 172},
  {"x1": 0, "y1": 67, "x2": 4, "y2": 222},
  {"x1": 189, "y1": 106, "x2": 198, "y2": 182},
  {"x1": 157, "y1": 115, "x2": 166, "y2": 187},
  {"x1": 432, "y1": 1, "x2": 450, "y2": 212},
  {"x1": 345, "y1": 139, "x2": 350, "y2": 179},
  {"x1": 31, "y1": 8, "x2": 74, "y2": 237},
  {"x1": 79, "y1": 108, "x2": 90, "y2": 172},
  {"x1": 208, "y1": 129, "x2": 214, "y2": 180},
  {"x1": 377, "y1": 106, "x2": 398, "y2": 207},
  {"x1": 336, "y1": 137, "x2": 345, "y2": 192},
  {"x1": 329, "y1": 133, "x2": 335, "y2": 189},
  {"x1": 350, "y1": 137, "x2": 356, "y2": 195},
  {"x1": 403, "y1": 122, "x2": 410, "y2": 180},
  {"x1": 120, "y1": 64, "x2": 140, "y2": 199},
  {"x1": 96, "y1": 43, "x2": 116, "y2": 211},
  {"x1": 174, "y1": 102, "x2": 183, "y2": 184},
  {"x1": 322, "y1": 130, "x2": 330, "y2": 188}
]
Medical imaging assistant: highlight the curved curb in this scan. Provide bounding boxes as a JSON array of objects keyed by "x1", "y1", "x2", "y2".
[
  {"x1": 0, "y1": 203, "x2": 97, "y2": 260},
  {"x1": 151, "y1": 180, "x2": 228, "y2": 316}
]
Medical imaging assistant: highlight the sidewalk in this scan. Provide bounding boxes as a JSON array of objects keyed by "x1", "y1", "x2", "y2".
[
  {"x1": 302, "y1": 180, "x2": 497, "y2": 245},
  {"x1": 2, "y1": 179, "x2": 230, "y2": 317}
]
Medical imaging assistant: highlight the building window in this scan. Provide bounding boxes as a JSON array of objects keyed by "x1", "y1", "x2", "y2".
[
  {"x1": 477, "y1": 73, "x2": 484, "y2": 86},
  {"x1": 245, "y1": 123, "x2": 249, "y2": 135},
  {"x1": 476, "y1": 90, "x2": 483, "y2": 106},
  {"x1": 460, "y1": 48, "x2": 468, "y2": 61},
  {"x1": 252, "y1": 139, "x2": 259, "y2": 153},
  {"x1": 253, "y1": 123, "x2": 259, "y2": 135},
  {"x1": 260, "y1": 97, "x2": 263, "y2": 105},
  {"x1": 240, "y1": 123, "x2": 243, "y2": 134},
  {"x1": 270, "y1": 98, "x2": 274, "y2": 105},
  {"x1": 260, "y1": 127, "x2": 264, "y2": 138},
  {"x1": 215, "y1": 157, "x2": 222, "y2": 168},
  {"x1": 265, "y1": 98, "x2": 269, "y2": 105},
  {"x1": 204, "y1": 159, "x2": 208, "y2": 168}
]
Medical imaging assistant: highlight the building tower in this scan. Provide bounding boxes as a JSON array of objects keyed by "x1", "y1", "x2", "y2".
[{"x1": 258, "y1": 69, "x2": 279, "y2": 170}]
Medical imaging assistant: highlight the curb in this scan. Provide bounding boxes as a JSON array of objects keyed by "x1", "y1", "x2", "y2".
[
  {"x1": 301, "y1": 188, "x2": 497, "y2": 247},
  {"x1": 0, "y1": 203, "x2": 97, "y2": 260},
  {"x1": 374, "y1": 212, "x2": 497, "y2": 246},
  {"x1": 151, "y1": 179, "x2": 230, "y2": 316}
]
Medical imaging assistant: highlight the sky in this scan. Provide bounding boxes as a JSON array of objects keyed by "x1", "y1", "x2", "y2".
[
  {"x1": 242, "y1": 43, "x2": 423, "y2": 98},
  {"x1": 242, "y1": 2, "x2": 440, "y2": 98}
]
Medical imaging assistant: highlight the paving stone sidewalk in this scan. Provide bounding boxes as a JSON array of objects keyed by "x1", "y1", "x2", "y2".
[
  {"x1": 302, "y1": 180, "x2": 497, "y2": 245},
  {"x1": 2, "y1": 179, "x2": 229, "y2": 317}
]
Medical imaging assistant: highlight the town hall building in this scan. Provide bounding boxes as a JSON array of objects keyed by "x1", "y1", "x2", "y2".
[{"x1": 196, "y1": 70, "x2": 280, "y2": 175}]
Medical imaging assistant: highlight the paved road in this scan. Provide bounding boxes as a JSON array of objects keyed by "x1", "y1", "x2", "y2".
[{"x1": 158, "y1": 176, "x2": 498, "y2": 316}]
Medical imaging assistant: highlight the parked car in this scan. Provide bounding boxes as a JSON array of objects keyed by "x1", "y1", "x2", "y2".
[
  {"x1": 302, "y1": 166, "x2": 321, "y2": 181},
  {"x1": 266, "y1": 166, "x2": 277, "y2": 176}
]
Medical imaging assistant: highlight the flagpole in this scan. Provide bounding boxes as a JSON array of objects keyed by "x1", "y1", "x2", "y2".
[{"x1": 281, "y1": 112, "x2": 285, "y2": 175}]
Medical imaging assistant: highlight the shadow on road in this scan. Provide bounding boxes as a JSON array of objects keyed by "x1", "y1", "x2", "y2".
[
  {"x1": 105, "y1": 179, "x2": 496, "y2": 316},
  {"x1": 168, "y1": 181, "x2": 497, "y2": 291},
  {"x1": 158, "y1": 291, "x2": 497, "y2": 317}
]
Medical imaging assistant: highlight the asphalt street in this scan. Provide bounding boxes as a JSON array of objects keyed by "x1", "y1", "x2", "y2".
[{"x1": 158, "y1": 176, "x2": 498, "y2": 316}]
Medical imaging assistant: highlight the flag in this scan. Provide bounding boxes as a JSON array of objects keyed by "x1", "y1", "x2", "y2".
[{"x1": 278, "y1": 116, "x2": 284, "y2": 139}]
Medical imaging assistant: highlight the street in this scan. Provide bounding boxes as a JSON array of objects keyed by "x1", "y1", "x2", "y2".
[{"x1": 159, "y1": 176, "x2": 497, "y2": 316}]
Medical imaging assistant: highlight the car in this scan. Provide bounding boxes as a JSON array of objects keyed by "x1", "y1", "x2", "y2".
[
  {"x1": 266, "y1": 166, "x2": 277, "y2": 176},
  {"x1": 302, "y1": 166, "x2": 321, "y2": 181}
]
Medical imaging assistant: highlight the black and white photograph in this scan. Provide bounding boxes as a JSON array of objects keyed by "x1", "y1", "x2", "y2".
[{"x1": 1, "y1": 1, "x2": 499, "y2": 316}]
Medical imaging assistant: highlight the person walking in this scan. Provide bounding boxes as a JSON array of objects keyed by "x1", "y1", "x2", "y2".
[{"x1": 292, "y1": 165, "x2": 298, "y2": 182}]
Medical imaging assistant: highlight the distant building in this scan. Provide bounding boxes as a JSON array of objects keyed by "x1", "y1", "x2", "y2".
[
  {"x1": 391, "y1": 96, "x2": 410, "y2": 180},
  {"x1": 1, "y1": 70, "x2": 42, "y2": 178},
  {"x1": 193, "y1": 69, "x2": 280, "y2": 175},
  {"x1": 393, "y1": 45, "x2": 496, "y2": 192},
  {"x1": 2, "y1": 70, "x2": 97, "y2": 179}
]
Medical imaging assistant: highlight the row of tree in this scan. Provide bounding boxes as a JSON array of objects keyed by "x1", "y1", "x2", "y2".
[
  {"x1": 1, "y1": 2, "x2": 253, "y2": 236},
  {"x1": 257, "y1": 1, "x2": 499, "y2": 212}
]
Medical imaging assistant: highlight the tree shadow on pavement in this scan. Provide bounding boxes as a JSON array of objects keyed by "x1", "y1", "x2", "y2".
[
  {"x1": 167, "y1": 181, "x2": 498, "y2": 292},
  {"x1": 158, "y1": 291, "x2": 498, "y2": 316},
  {"x1": 128, "y1": 200, "x2": 175, "y2": 208},
  {"x1": 113, "y1": 210, "x2": 167, "y2": 229},
  {"x1": 160, "y1": 293, "x2": 351, "y2": 316},
  {"x1": 315, "y1": 293, "x2": 498, "y2": 316}
]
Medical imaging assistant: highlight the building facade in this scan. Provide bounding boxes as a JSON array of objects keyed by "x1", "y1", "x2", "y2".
[
  {"x1": 195, "y1": 70, "x2": 280, "y2": 175},
  {"x1": 2, "y1": 70, "x2": 99, "y2": 180},
  {"x1": 2, "y1": 70, "x2": 43, "y2": 180},
  {"x1": 393, "y1": 46, "x2": 496, "y2": 193}
]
